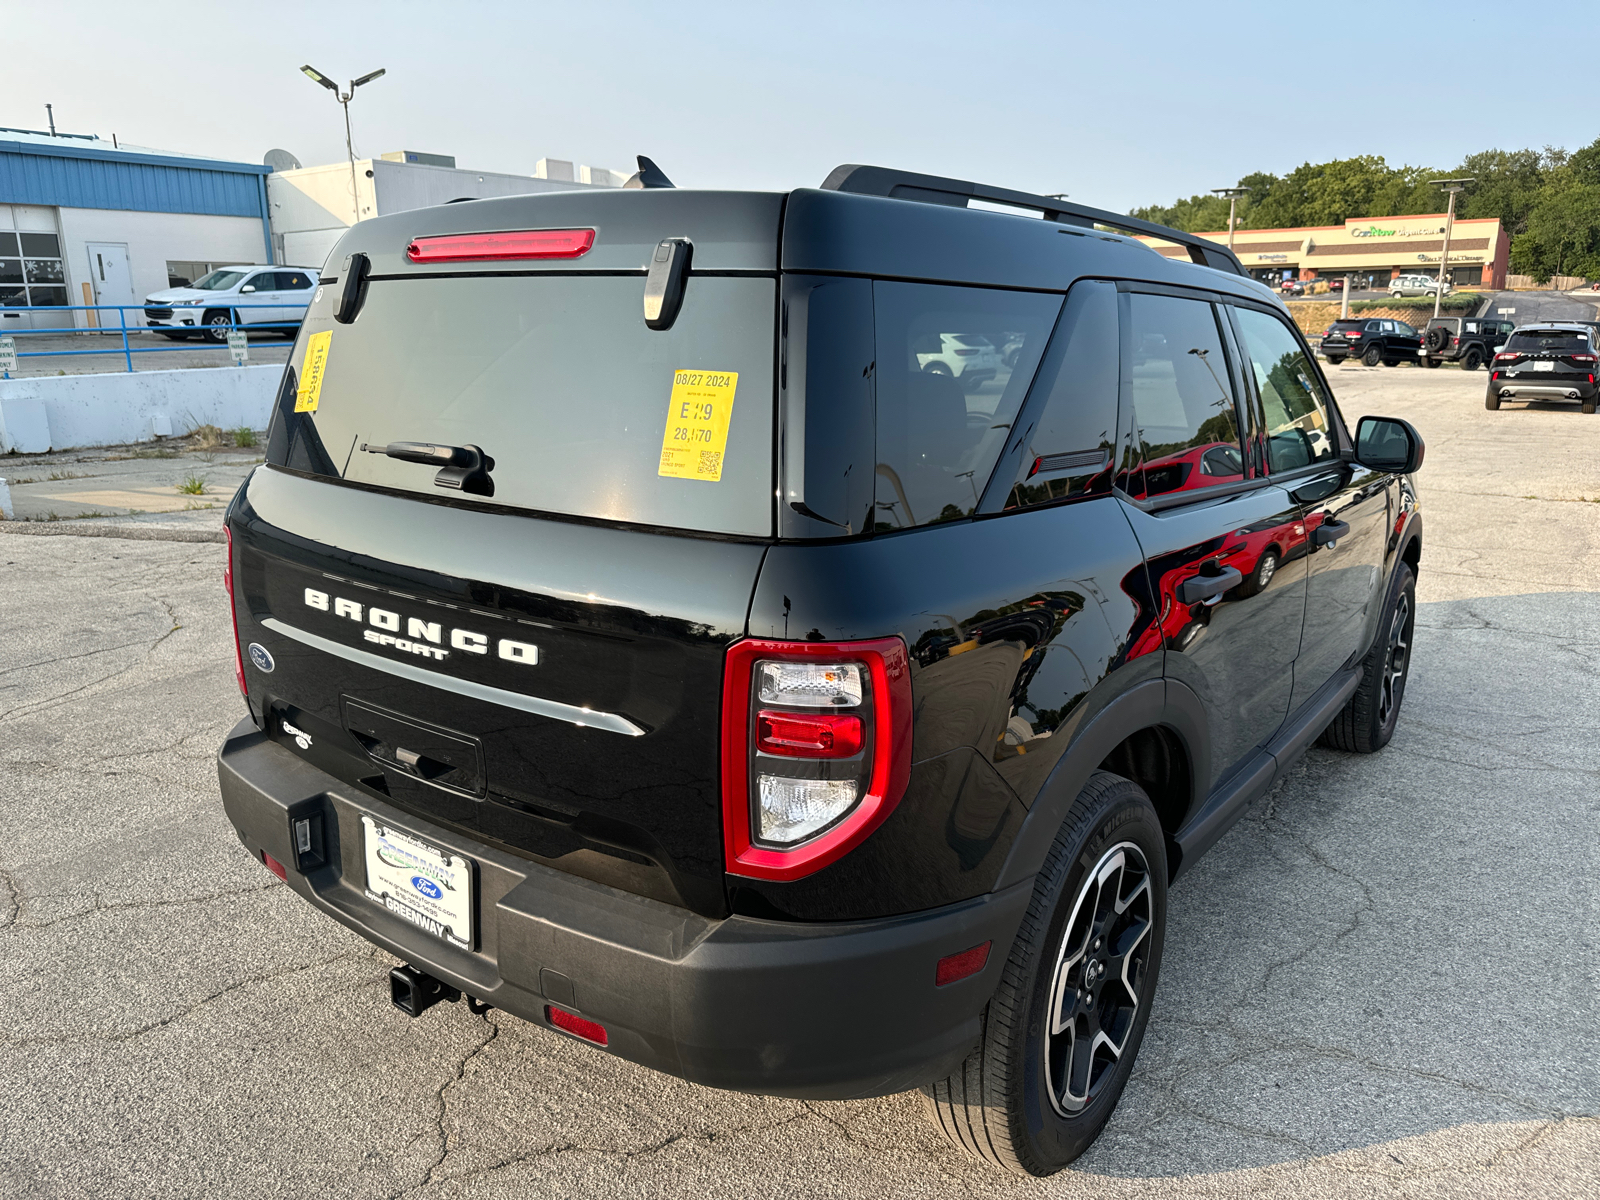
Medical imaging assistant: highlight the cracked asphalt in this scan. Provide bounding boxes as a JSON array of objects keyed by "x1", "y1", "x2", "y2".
[{"x1": 2, "y1": 365, "x2": 1596, "y2": 1198}]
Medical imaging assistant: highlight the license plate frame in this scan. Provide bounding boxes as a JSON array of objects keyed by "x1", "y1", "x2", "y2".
[{"x1": 361, "y1": 816, "x2": 475, "y2": 949}]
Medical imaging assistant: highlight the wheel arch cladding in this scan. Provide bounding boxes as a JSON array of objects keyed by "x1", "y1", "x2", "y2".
[{"x1": 993, "y1": 680, "x2": 1207, "y2": 890}]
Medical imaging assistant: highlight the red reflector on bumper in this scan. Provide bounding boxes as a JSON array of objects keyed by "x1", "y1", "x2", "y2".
[
  {"x1": 935, "y1": 941, "x2": 992, "y2": 987},
  {"x1": 262, "y1": 851, "x2": 288, "y2": 881},
  {"x1": 547, "y1": 1006, "x2": 608, "y2": 1045},
  {"x1": 406, "y1": 228, "x2": 595, "y2": 263}
]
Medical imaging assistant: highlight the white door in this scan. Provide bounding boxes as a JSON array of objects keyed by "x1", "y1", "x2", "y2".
[
  {"x1": 236, "y1": 270, "x2": 275, "y2": 326},
  {"x1": 85, "y1": 243, "x2": 136, "y2": 327}
]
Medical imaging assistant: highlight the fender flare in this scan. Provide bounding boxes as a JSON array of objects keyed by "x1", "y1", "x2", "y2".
[{"x1": 992, "y1": 678, "x2": 1211, "y2": 890}]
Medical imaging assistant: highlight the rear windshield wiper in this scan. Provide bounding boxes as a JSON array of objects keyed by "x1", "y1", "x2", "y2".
[{"x1": 361, "y1": 440, "x2": 495, "y2": 497}]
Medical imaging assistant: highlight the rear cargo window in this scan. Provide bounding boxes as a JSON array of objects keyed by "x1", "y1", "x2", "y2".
[
  {"x1": 871, "y1": 283, "x2": 1060, "y2": 529},
  {"x1": 267, "y1": 274, "x2": 775, "y2": 537},
  {"x1": 1506, "y1": 330, "x2": 1591, "y2": 353}
]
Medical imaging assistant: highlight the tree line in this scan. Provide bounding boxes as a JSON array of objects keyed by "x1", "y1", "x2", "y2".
[{"x1": 1131, "y1": 139, "x2": 1600, "y2": 283}]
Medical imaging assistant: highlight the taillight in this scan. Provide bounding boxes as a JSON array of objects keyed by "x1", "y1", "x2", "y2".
[
  {"x1": 953, "y1": 347, "x2": 979, "y2": 356},
  {"x1": 405, "y1": 228, "x2": 595, "y2": 263},
  {"x1": 721, "y1": 638, "x2": 911, "y2": 881},
  {"x1": 224, "y1": 525, "x2": 247, "y2": 698},
  {"x1": 1451, "y1": 337, "x2": 1459, "y2": 345},
  {"x1": 1495, "y1": 352, "x2": 1516, "y2": 361}
]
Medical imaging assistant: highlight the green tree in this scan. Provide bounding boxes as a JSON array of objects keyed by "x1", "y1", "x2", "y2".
[
  {"x1": 1455, "y1": 148, "x2": 1555, "y2": 234},
  {"x1": 1510, "y1": 174, "x2": 1600, "y2": 282}
]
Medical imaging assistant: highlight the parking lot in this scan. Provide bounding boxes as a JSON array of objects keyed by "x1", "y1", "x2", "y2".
[{"x1": 1, "y1": 364, "x2": 1596, "y2": 1198}]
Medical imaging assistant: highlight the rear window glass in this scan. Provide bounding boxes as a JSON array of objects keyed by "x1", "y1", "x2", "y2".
[
  {"x1": 1330, "y1": 321, "x2": 1365, "y2": 331},
  {"x1": 267, "y1": 274, "x2": 776, "y2": 537},
  {"x1": 1506, "y1": 330, "x2": 1591, "y2": 353},
  {"x1": 872, "y1": 283, "x2": 1060, "y2": 529}
]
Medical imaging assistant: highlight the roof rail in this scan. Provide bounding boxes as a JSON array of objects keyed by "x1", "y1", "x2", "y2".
[{"x1": 820, "y1": 164, "x2": 1248, "y2": 278}]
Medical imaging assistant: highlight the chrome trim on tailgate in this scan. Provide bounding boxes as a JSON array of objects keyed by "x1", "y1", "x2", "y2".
[{"x1": 260, "y1": 617, "x2": 647, "y2": 737}]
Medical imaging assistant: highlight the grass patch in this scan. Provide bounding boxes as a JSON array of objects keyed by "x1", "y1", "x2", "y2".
[
  {"x1": 232, "y1": 427, "x2": 258, "y2": 448},
  {"x1": 188, "y1": 423, "x2": 226, "y2": 450},
  {"x1": 1350, "y1": 292, "x2": 1482, "y2": 313},
  {"x1": 177, "y1": 475, "x2": 207, "y2": 496},
  {"x1": 47, "y1": 469, "x2": 87, "y2": 481}
]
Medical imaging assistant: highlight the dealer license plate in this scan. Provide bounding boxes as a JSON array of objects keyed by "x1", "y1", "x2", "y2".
[
  {"x1": 361, "y1": 816, "x2": 474, "y2": 948},
  {"x1": 1534, "y1": 360, "x2": 1556, "y2": 371}
]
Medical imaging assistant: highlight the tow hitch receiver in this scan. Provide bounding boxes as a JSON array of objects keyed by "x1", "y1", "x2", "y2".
[{"x1": 389, "y1": 964, "x2": 459, "y2": 1017}]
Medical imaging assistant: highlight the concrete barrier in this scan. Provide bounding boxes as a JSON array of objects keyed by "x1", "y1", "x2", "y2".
[{"x1": 0, "y1": 364, "x2": 281, "y2": 454}]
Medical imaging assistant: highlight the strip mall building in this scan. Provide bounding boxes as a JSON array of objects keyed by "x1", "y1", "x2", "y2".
[{"x1": 1140, "y1": 214, "x2": 1509, "y2": 289}]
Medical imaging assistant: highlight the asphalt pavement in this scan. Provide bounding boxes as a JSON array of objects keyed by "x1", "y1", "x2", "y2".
[{"x1": 1, "y1": 366, "x2": 1596, "y2": 1198}]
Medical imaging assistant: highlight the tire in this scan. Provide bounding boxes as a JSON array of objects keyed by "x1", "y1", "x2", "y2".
[
  {"x1": 1319, "y1": 562, "x2": 1416, "y2": 754},
  {"x1": 202, "y1": 310, "x2": 234, "y2": 343},
  {"x1": 1583, "y1": 397, "x2": 1597, "y2": 414},
  {"x1": 1362, "y1": 344, "x2": 1382, "y2": 367},
  {"x1": 924, "y1": 362, "x2": 953, "y2": 377},
  {"x1": 1391, "y1": 291, "x2": 1403, "y2": 299},
  {"x1": 1485, "y1": 391, "x2": 1501, "y2": 410},
  {"x1": 1462, "y1": 349, "x2": 1482, "y2": 371},
  {"x1": 1326, "y1": 355, "x2": 1345, "y2": 365},
  {"x1": 1423, "y1": 357, "x2": 1441, "y2": 368},
  {"x1": 1236, "y1": 547, "x2": 1279, "y2": 598},
  {"x1": 922, "y1": 772, "x2": 1167, "y2": 1176}
]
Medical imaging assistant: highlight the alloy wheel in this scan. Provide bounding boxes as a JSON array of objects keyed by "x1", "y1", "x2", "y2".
[
  {"x1": 1377, "y1": 593, "x2": 1410, "y2": 726},
  {"x1": 1045, "y1": 842, "x2": 1153, "y2": 1116}
]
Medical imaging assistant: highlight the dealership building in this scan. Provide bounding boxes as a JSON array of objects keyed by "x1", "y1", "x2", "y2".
[{"x1": 1140, "y1": 213, "x2": 1510, "y2": 290}]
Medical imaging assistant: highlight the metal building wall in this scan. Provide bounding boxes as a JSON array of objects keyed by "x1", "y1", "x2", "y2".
[{"x1": 0, "y1": 141, "x2": 269, "y2": 219}]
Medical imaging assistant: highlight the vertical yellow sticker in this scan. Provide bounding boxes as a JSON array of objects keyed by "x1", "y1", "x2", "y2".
[
  {"x1": 658, "y1": 369, "x2": 738, "y2": 481},
  {"x1": 295, "y1": 330, "x2": 333, "y2": 413}
]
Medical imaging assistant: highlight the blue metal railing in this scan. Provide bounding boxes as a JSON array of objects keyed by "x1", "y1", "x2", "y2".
[{"x1": 0, "y1": 302, "x2": 303, "y2": 377}]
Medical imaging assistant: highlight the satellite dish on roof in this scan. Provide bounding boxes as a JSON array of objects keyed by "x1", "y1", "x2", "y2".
[{"x1": 264, "y1": 148, "x2": 302, "y2": 172}]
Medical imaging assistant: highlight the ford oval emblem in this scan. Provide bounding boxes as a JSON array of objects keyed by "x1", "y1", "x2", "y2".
[
  {"x1": 412, "y1": 875, "x2": 443, "y2": 901},
  {"x1": 248, "y1": 643, "x2": 275, "y2": 673}
]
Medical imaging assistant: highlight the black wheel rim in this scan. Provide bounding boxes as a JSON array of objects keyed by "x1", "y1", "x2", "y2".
[
  {"x1": 1045, "y1": 842, "x2": 1153, "y2": 1116},
  {"x1": 1378, "y1": 592, "x2": 1411, "y2": 726}
]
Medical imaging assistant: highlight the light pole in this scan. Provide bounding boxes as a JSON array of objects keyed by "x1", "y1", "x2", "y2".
[
  {"x1": 301, "y1": 65, "x2": 387, "y2": 225},
  {"x1": 1428, "y1": 177, "x2": 1473, "y2": 320},
  {"x1": 1211, "y1": 187, "x2": 1251, "y2": 251}
]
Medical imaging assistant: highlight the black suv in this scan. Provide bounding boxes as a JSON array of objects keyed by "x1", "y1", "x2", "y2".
[
  {"x1": 1320, "y1": 316, "x2": 1423, "y2": 366},
  {"x1": 1487, "y1": 323, "x2": 1600, "y2": 412},
  {"x1": 217, "y1": 163, "x2": 1425, "y2": 1176},
  {"x1": 1420, "y1": 315, "x2": 1513, "y2": 370}
]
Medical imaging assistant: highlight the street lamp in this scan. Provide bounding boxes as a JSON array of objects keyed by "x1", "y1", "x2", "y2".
[
  {"x1": 1427, "y1": 177, "x2": 1473, "y2": 320},
  {"x1": 1211, "y1": 187, "x2": 1250, "y2": 251},
  {"x1": 301, "y1": 64, "x2": 387, "y2": 224}
]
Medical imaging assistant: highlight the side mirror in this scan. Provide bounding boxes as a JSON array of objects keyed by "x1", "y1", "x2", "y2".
[
  {"x1": 1355, "y1": 415, "x2": 1424, "y2": 474},
  {"x1": 240, "y1": 285, "x2": 256, "y2": 294}
]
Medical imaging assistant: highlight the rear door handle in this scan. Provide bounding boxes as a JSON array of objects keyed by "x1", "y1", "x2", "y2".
[
  {"x1": 1313, "y1": 519, "x2": 1351, "y2": 547},
  {"x1": 1178, "y1": 567, "x2": 1243, "y2": 605}
]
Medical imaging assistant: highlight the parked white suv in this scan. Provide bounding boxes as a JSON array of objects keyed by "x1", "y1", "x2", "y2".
[
  {"x1": 915, "y1": 331, "x2": 1003, "y2": 391},
  {"x1": 143, "y1": 266, "x2": 320, "y2": 342},
  {"x1": 1390, "y1": 274, "x2": 1452, "y2": 299}
]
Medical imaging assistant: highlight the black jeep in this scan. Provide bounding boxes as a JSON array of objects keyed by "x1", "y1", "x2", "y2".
[
  {"x1": 1420, "y1": 315, "x2": 1513, "y2": 370},
  {"x1": 217, "y1": 162, "x2": 1425, "y2": 1176}
]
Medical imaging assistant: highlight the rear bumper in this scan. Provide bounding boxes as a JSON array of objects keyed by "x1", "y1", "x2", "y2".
[
  {"x1": 1492, "y1": 381, "x2": 1597, "y2": 400},
  {"x1": 216, "y1": 718, "x2": 1030, "y2": 1099}
]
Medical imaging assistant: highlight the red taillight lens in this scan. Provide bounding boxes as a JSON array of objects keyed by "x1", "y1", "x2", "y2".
[
  {"x1": 1495, "y1": 353, "x2": 1516, "y2": 361},
  {"x1": 953, "y1": 347, "x2": 979, "y2": 356},
  {"x1": 935, "y1": 941, "x2": 993, "y2": 987},
  {"x1": 757, "y1": 710, "x2": 864, "y2": 757},
  {"x1": 1451, "y1": 337, "x2": 1460, "y2": 345},
  {"x1": 405, "y1": 228, "x2": 595, "y2": 263},
  {"x1": 262, "y1": 851, "x2": 287, "y2": 881},
  {"x1": 547, "y1": 1006, "x2": 607, "y2": 1046},
  {"x1": 225, "y1": 525, "x2": 247, "y2": 699},
  {"x1": 721, "y1": 638, "x2": 912, "y2": 882}
]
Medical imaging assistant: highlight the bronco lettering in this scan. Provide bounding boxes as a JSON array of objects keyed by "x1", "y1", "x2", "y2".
[{"x1": 302, "y1": 588, "x2": 536, "y2": 667}]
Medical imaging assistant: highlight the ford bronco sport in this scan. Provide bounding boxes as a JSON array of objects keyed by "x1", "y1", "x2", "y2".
[{"x1": 217, "y1": 162, "x2": 1425, "y2": 1176}]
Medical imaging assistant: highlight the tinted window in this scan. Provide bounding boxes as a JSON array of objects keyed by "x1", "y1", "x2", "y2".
[
  {"x1": 1005, "y1": 280, "x2": 1118, "y2": 510},
  {"x1": 1234, "y1": 307, "x2": 1336, "y2": 473},
  {"x1": 192, "y1": 270, "x2": 248, "y2": 291},
  {"x1": 269, "y1": 274, "x2": 776, "y2": 537},
  {"x1": 1506, "y1": 330, "x2": 1590, "y2": 353},
  {"x1": 872, "y1": 283, "x2": 1060, "y2": 529},
  {"x1": 18, "y1": 233, "x2": 59, "y2": 258},
  {"x1": 1396, "y1": 321, "x2": 1417, "y2": 337},
  {"x1": 0, "y1": 233, "x2": 17, "y2": 257},
  {"x1": 1119, "y1": 293, "x2": 1244, "y2": 500}
]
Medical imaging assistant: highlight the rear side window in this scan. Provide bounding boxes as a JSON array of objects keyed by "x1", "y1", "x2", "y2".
[
  {"x1": 1233, "y1": 307, "x2": 1336, "y2": 473},
  {"x1": 1506, "y1": 330, "x2": 1590, "y2": 353},
  {"x1": 267, "y1": 274, "x2": 776, "y2": 537},
  {"x1": 1004, "y1": 280, "x2": 1119, "y2": 510},
  {"x1": 1118, "y1": 293, "x2": 1245, "y2": 501},
  {"x1": 872, "y1": 283, "x2": 1060, "y2": 529}
]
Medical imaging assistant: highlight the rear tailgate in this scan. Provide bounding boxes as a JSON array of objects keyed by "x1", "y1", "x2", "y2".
[
  {"x1": 234, "y1": 190, "x2": 783, "y2": 917},
  {"x1": 1499, "y1": 329, "x2": 1599, "y2": 383}
]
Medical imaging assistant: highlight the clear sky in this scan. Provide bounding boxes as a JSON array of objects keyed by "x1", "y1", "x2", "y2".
[{"x1": 5, "y1": 0, "x2": 1593, "y2": 213}]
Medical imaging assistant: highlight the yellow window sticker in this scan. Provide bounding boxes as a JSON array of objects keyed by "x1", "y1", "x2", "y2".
[
  {"x1": 294, "y1": 330, "x2": 333, "y2": 413},
  {"x1": 658, "y1": 369, "x2": 738, "y2": 481}
]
